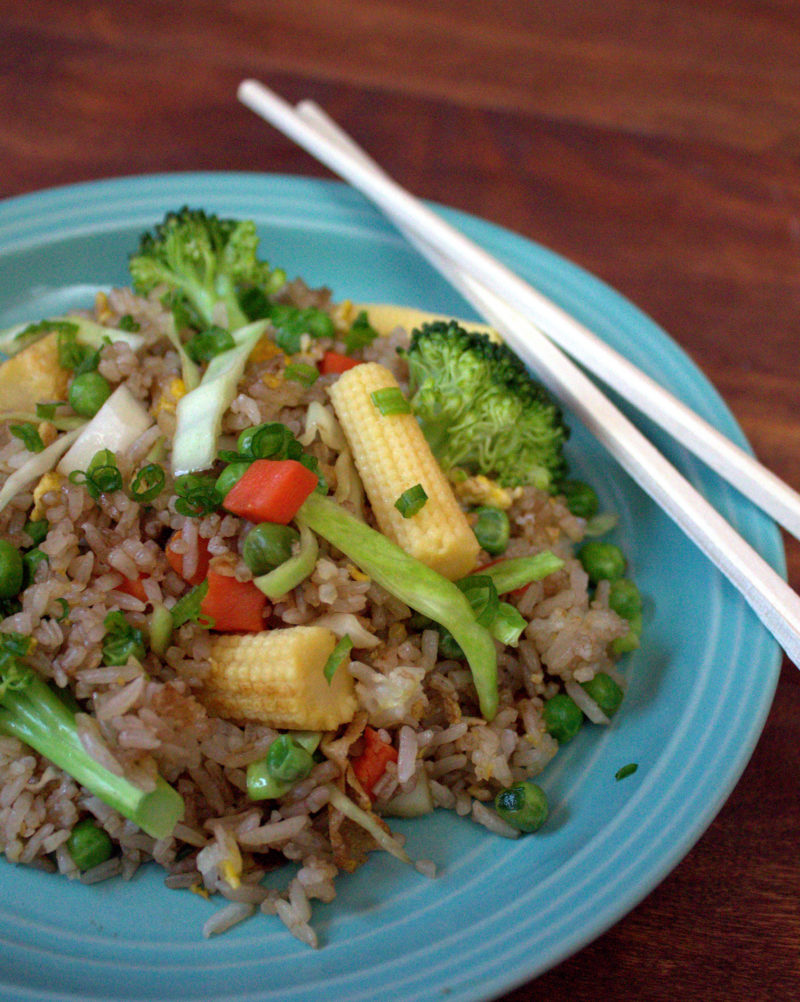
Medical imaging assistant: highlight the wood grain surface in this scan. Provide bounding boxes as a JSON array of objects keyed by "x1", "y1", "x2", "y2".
[{"x1": 1, "y1": 2, "x2": 798, "y2": 999}]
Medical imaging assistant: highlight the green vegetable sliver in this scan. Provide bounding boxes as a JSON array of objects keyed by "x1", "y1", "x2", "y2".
[
  {"x1": 299, "y1": 493, "x2": 498, "y2": 719},
  {"x1": 0, "y1": 671, "x2": 183, "y2": 839},
  {"x1": 472, "y1": 552, "x2": 564, "y2": 594},
  {"x1": 171, "y1": 319, "x2": 268, "y2": 475}
]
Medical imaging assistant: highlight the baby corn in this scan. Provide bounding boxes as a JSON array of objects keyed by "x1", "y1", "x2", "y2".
[
  {"x1": 202, "y1": 626, "x2": 358, "y2": 731},
  {"x1": 328, "y1": 362, "x2": 479, "y2": 580}
]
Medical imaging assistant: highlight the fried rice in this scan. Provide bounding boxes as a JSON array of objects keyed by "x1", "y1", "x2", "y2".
[{"x1": 0, "y1": 277, "x2": 630, "y2": 947}]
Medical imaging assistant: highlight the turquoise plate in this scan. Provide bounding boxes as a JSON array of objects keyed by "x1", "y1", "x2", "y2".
[{"x1": 0, "y1": 173, "x2": 784, "y2": 1001}]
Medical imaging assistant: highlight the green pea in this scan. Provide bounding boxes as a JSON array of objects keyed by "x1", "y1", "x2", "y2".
[
  {"x1": 608, "y1": 578, "x2": 642, "y2": 620},
  {"x1": 67, "y1": 818, "x2": 114, "y2": 871},
  {"x1": 581, "y1": 672, "x2": 624, "y2": 716},
  {"x1": 246, "y1": 758, "x2": 290, "y2": 801},
  {"x1": 23, "y1": 519, "x2": 49, "y2": 547},
  {"x1": 611, "y1": 609, "x2": 643, "y2": 655},
  {"x1": 560, "y1": 480, "x2": 599, "y2": 519},
  {"x1": 266, "y1": 734, "x2": 314, "y2": 783},
  {"x1": 473, "y1": 506, "x2": 510, "y2": 555},
  {"x1": 242, "y1": 522, "x2": 299, "y2": 575},
  {"x1": 215, "y1": 461, "x2": 251, "y2": 499},
  {"x1": 494, "y1": 781, "x2": 548, "y2": 833},
  {"x1": 0, "y1": 541, "x2": 24, "y2": 598},
  {"x1": 577, "y1": 541, "x2": 627, "y2": 583},
  {"x1": 543, "y1": 693, "x2": 583, "y2": 744},
  {"x1": 68, "y1": 371, "x2": 111, "y2": 417}
]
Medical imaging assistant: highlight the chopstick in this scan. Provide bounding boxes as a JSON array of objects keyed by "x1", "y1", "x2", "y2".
[
  {"x1": 237, "y1": 80, "x2": 800, "y2": 666},
  {"x1": 238, "y1": 81, "x2": 800, "y2": 546}
]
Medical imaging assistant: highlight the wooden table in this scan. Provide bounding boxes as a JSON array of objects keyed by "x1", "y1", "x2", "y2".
[{"x1": 2, "y1": 3, "x2": 798, "y2": 999}]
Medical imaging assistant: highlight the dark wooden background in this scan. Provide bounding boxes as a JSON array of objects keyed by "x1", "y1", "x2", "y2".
[{"x1": 2, "y1": 2, "x2": 799, "y2": 999}]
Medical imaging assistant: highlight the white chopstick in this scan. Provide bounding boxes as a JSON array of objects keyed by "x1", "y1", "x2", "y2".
[
  {"x1": 238, "y1": 80, "x2": 800, "y2": 666},
  {"x1": 239, "y1": 79, "x2": 800, "y2": 545}
]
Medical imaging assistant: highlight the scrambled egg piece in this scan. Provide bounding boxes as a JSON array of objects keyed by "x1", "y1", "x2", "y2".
[
  {"x1": 31, "y1": 472, "x2": 65, "y2": 520},
  {"x1": 454, "y1": 474, "x2": 522, "y2": 510},
  {"x1": 249, "y1": 337, "x2": 285, "y2": 364},
  {"x1": 153, "y1": 378, "x2": 186, "y2": 416},
  {"x1": 0, "y1": 333, "x2": 69, "y2": 412}
]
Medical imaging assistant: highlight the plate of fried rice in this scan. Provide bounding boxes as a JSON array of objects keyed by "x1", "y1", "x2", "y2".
[{"x1": 0, "y1": 173, "x2": 784, "y2": 1002}]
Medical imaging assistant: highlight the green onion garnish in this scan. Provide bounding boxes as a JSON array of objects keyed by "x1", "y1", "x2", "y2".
[
  {"x1": 68, "y1": 449, "x2": 123, "y2": 499},
  {"x1": 9, "y1": 423, "x2": 44, "y2": 453},
  {"x1": 615, "y1": 763, "x2": 638, "y2": 781},
  {"x1": 101, "y1": 611, "x2": 146, "y2": 666},
  {"x1": 170, "y1": 581, "x2": 211, "y2": 629},
  {"x1": 173, "y1": 474, "x2": 220, "y2": 517},
  {"x1": 344, "y1": 310, "x2": 378, "y2": 355},
  {"x1": 129, "y1": 463, "x2": 166, "y2": 504},
  {"x1": 395, "y1": 484, "x2": 428, "y2": 518},
  {"x1": 35, "y1": 403, "x2": 57, "y2": 420},
  {"x1": 118, "y1": 314, "x2": 141, "y2": 332},
  {"x1": 371, "y1": 387, "x2": 411, "y2": 416},
  {"x1": 283, "y1": 362, "x2": 320, "y2": 386},
  {"x1": 323, "y1": 634, "x2": 354, "y2": 684}
]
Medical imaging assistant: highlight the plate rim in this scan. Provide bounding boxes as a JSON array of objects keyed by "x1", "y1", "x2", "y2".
[{"x1": 0, "y1": 170, "x2": 785, "y2": 1001}]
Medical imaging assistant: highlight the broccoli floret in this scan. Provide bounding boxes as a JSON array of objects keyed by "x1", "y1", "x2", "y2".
[
  {"x1": 129, "y1": 207, "x2": 285, "y2": 332},
  {"x1": 0, "y1": 632, "x2": 183, "y2": 840},
  {"x1": 403, "y1": 320, "x2": 569, "y2": 490}
]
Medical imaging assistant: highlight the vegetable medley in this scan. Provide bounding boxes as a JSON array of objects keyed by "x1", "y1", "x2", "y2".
[{"x1": 0, "y1": 208, "x2": 644, "y2": 943}]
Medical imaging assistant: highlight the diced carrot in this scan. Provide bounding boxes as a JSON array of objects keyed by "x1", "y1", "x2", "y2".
[
  {"x1": 319, "y1": 351, "x2": 362, "y2": 375},
  {"x1": 116, "y1": 575, "x2": 149, "y2": 603},
  {"x1": 166, "y1": 530, "x2": 211, "y2": 586},
  {"x1": 222, "y1": 459, "x2": 318, "y2": 525},
  {"x1": 199, "y1": 570, "x2": 270, "y2": 632},
  {"x1": 351, "y1": 726, "x2": 398, "y2": 797}
]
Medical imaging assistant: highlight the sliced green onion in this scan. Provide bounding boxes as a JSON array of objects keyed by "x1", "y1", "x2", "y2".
[
  {"x1": 473, "y1": 506, "x2": 510, "y2": 555},
  {"x1": 129, "y1": 463, "x2": 166, "y2": 504},
  {"x1": 615, "y1": 763, "x2": 638, "y2": 781},
  {"x1": 118, "y1": 314, "x2": 141, "y2": 333},
  {"x1": 101, "y1": 611, "x2": 146, "y2": 666},
  {"x1": 9, "y1": 423, "x2": 44, "y2": 453},
  {"x1": 148, "y1": 604, "x2": 174, "y2": 657},
  {"x1": 268, "y1": 304, "x2": 335, "y2": 355},
  {"x1": 344, "y1": 310, "x2": 378, "y2": 355},
  {"x1": 169, "y1": 581, "x2": 211, "y2": 629},
  {"x1": 266, "y1": 734, "x2": 315, "y2": 783},
  {"x1": 371, "y1": 387, "x2": 410, "y2": 416},
  {"x1": 237, "y1": 422, "x2": 295, "y2": 461},
  {"x1": 395, "y1": 484, "x2": 427, "y2": 518},
  {"x1": 56, "y1": 328, "x2": 93, "y2": 372},
  {"x1": 323, "y1": 634, "x2": 353, "y2": 684},
  {"x1": 55, "y1": 598, "x2": 70, "y2": 623},
  {"x1": 173, "y1": 474, "x2": 220, "y2": 517},
  {"x1": 283, "y1": 362, "x2": 320, "y2": 386},
  {"x1": 488, "y1": 601, "x2": 527, "y2": 646},
  {"x1": 68, "y1": 449, "x2": 123, "y2": 500},
  {"x1": 35, "y1": 403, "x2": 58, "y2": 420}
]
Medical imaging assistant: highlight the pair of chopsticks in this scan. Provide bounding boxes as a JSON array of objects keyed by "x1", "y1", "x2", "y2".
[{"x1": 237, "y1": 79, "x2": 800, "y2": 667}]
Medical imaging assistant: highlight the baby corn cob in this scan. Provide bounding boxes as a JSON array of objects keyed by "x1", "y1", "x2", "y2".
[
  {"x1": 202, "y1": 626, "x2": 358, "y2": 731},
  {"x1": 328, "y1": 362, "x2": 479, "y2": 580}
]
